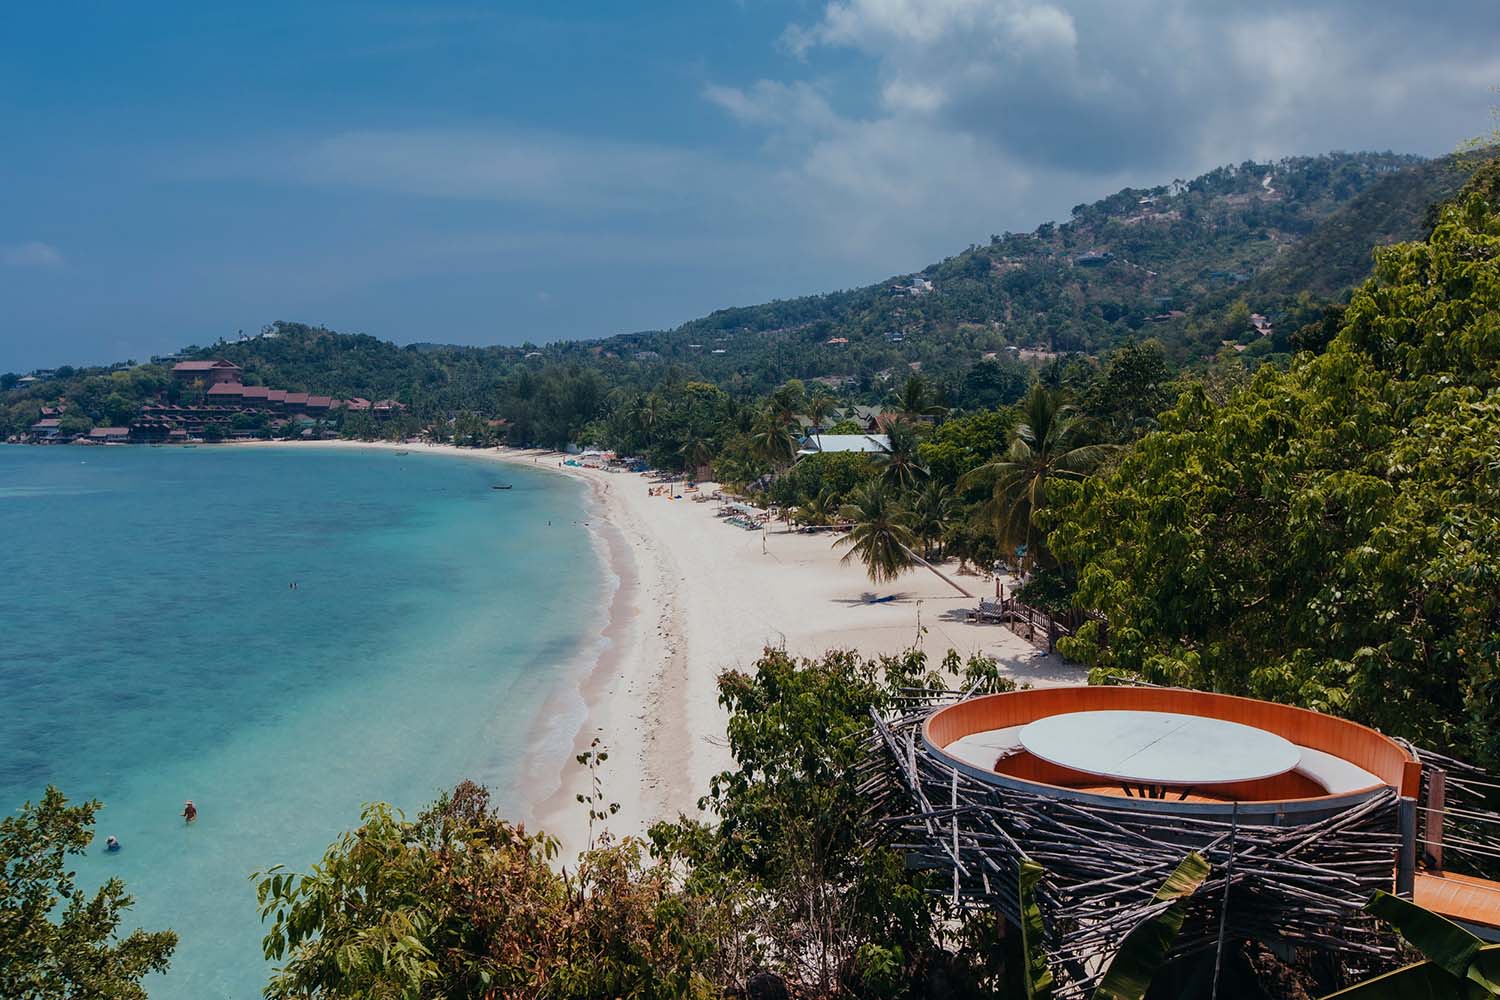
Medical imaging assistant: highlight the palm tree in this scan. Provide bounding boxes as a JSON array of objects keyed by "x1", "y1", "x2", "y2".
[
  {"x1": 960, "y1": 385, "x2": 1116, "y2": 571},
  {"x1": 679, "y1": 434, "x2": 713, "y2": 478},
  {"x1": 795, "y1": 487, "x2": 837, "y2": 528},
  {"x1": 891, "y1": 374, "x2": 947, "y2": 422},
  {"x1": 833, "y1": 482, "x2": 917, "y2": 584},
  {"x1": 877, "y1": 419, "x2": 929, "y2": 492},
  {"x1": 634, "y1": 393, "x2": 664, "y2": 441},
  {"x1": 806, "y1": 390, "x2": 837, "y2": 433},
  {"x1": 834, "y1": 481, "x2": 974, "y2": 596},
  {"x1": 749, "y1": 409, "x2": 799, "y2": 472},
  {"x1": 909, "y1": 481, "x2": 955, "y2": 560},
  {"x1": 768, "y1": 382, "x2": 805, "y2": 428}
]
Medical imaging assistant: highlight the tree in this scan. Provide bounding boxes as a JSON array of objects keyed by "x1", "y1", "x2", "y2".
[
  {"x1": 1082, "y1": 339, "x2": 1175, "y2": 442},
  {"x1": 806, "y1": 390, "x2": 838, "y2": 432},
  {"x1": 749, "y1": 409, "x2": 799, "y2": 473},
  {"x1": 961, "y1": 386, "x2": 1114, "y2": 571},
  {"x1": 833, "y1": 481, "x2": 917, "y2": 584},
  {"x1": 891, "y1": 374, "x2": 946, "y2": 422},
  {"x1": 1047, "y1": 175, "x2": 1500, "y2": 766},
  {"x1": 876, "y1": 419, "x2": 929, "y2": 492},
  {"x1": 653, "y1": 647, "x2": 1005, "y2": 997},
  {"x1": 0, "y1": 787, "x2": 177, "y2": 1000},
  {"x1": 792, "y1": 487, "x2": 838, "y2": 527},
  {"x1": 909, "y1": 481, "x2": 955, "y2": 560},
  {"x1": 255, "y1": 782, "x2": 720, "y2": 1000},
  {"x1": 680, "y1": 434, "x2": 713, "y2": 477}
]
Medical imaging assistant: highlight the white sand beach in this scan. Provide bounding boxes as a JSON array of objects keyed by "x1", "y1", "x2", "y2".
[{"x1": 239, "y1": 440, "x2": 1083, "y2": 856}]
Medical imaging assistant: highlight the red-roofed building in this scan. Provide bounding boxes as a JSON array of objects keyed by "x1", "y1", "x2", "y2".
[
  {"x1": 283, "y1": 392, "x2": 309, "y2": 409},
  {"x1": 266, "y1": 389, "x2": 287, "y2": 405},
  {"x1": 342, "y1": 397, "x2": 372, "y2": 411},
  {"x1": 207, "y1": 382, "x2": 247, "y2": 400},
  {"x1": 305, "y1": 395, "x2": 332, "y2": 412},
  {"x1": 29, "y1": 417, "x2": 63, "y2": 441},
  {"x1": 87, "y1": 427, "x2": 130, "y2": 442},
  {"x1": 171, "y1": 359, "x2": 242, "y2": 384},
  {"x1": 242, "y1": 385, "x2": 269, "y2": 402}
]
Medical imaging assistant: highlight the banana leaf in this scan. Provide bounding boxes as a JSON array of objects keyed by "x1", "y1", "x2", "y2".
[
  {"x1": 1320, "y1": 943, "x2": 1500, "y2": 999},
  {"x1": 1365, "y1": 890, "x2": 1485, "y2": 980},
  {"x1": 1092, "y1": 851, "x2": 1212, "y2": 1000},
  {"x1": 1018, "y1": 858, "x2": 1055, "y2": 1000}
]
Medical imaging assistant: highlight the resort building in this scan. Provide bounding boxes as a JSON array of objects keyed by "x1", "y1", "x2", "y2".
[
  {"x1": 797, "y1": 433, "x2": 891, "y2": 456},
  {"x1": 171, "y1": 359, "x2": 243, "y2": 384}
]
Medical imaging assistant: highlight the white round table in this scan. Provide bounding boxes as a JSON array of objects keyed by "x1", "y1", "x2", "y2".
[{"x1": 1018, "y1": 710, "x2": 1301, "y2": 798}]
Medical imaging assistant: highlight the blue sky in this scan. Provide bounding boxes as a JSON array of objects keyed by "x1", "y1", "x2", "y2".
[{"x1": 3, "y1": 1, "x2": 1497, "y2": 371}]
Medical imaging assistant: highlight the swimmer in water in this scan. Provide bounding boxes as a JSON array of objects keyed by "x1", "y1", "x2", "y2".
[
  {"x1": 182, "y1": 800, "x2": 197, "y2": 823},
  {"x1": 105, "y1": 835, "x2": 120, "y2": 852}
]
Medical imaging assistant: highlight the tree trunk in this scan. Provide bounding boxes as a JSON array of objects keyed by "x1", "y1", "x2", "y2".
[{"x1": 902, "y1": 545, "x2": 975, "y2": 598}]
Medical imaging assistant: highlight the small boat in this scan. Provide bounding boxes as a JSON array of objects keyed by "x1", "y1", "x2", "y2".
[
  {"x1": 491, "y1": 484, "x2": 513, "y2": 490},
  {"x1": 396, "y1": 450, "x2": 410, "y2": 455}
]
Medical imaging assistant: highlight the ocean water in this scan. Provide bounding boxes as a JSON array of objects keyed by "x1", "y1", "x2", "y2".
[{"x1": 0, "y1": 445, "x2": 601, "y2": 998}]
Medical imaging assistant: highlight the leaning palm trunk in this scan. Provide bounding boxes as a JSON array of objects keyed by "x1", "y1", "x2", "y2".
[{"x1": 900, "y1": 543, "x2": 974, "y2": 598}]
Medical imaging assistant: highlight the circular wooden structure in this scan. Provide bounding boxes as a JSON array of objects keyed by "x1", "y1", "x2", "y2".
[{"x1": 922, "y1": 686, "x2": 1421, "y2": 824}]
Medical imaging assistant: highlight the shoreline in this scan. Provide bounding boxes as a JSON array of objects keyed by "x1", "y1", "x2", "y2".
[{"x1": 212, "y1": 439, "x2": 1086, "y2": 856}]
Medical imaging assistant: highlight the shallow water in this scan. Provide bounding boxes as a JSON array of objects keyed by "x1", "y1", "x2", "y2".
[{"x1": 0, "y1": 445, "x2": 597, "y2": 998}]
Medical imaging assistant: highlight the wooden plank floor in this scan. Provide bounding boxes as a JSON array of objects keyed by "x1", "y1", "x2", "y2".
[{"x1": 1414, "y1": 871, "x2": 1500, "y2": 928}]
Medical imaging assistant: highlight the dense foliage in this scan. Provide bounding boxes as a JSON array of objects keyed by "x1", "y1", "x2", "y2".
[
  {"x1": 4, "y1": 152, "x2": 1468, "y2": 445},
  {"x1": 1047, "y1": 178, "x2": 1500, "y2": 765},
  {"x1": 0, "y1": 787, "x2": 176, "y2": 1000},
  {"x1": 249, "y1": 647, "x2": 1017, "y2": 999}
]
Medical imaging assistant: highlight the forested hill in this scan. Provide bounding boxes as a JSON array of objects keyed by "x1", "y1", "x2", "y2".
[
  {"x1": 605, "y1": 151, "x2": 1470, "y2": 381},
  {"x1": 2, "y1": 149, "x2": 1479, "y2": 443}
]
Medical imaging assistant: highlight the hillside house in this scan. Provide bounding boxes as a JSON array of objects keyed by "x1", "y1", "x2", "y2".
[{"x1": 171, "y1": 359, "x2": 242, "y2": 385}]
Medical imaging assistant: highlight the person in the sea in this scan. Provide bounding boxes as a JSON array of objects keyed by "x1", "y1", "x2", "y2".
[
  {"x1": 105, "y1": 835, "x2": 121, "y2": 852},
  {"x1": 182, "y1": 800, "x2": 197, "y2": 823}
]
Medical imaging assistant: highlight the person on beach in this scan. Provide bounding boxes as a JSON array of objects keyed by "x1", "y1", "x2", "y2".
[
  {"x1": 182, "y1": 800, "x2": 197, "y2": 823},
  {"x1": 105, "y1": 835, "x2": 121, "y2": 852}
]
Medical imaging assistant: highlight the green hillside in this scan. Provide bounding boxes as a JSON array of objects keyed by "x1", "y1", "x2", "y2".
[
  {"x1": 607, "y1": 151, "x2": 1470, "y2": 384},
  {"x1": 3, "y1": 150, "x2": 1478, "y2": 442}
]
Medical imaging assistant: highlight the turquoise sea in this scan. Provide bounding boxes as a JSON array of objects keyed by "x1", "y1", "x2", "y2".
[{"x1": 0, "y1": 445, "x2": 601, "y2": 998}]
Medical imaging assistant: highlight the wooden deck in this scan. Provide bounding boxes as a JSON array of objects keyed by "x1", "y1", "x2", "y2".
[{"x1": 1414, "y1": 871, "x2": 1500, "y2": 937}]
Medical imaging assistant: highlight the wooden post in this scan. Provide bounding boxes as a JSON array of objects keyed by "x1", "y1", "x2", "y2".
[
  {"x1": 951, "y1": 766, "x2": 960, "y2": 904},
  {"x1": 1422, "y1": 769, "x2": 1446, "y2": 872},
  {"x1": 1396, "y1": 796, "x2": 1417, "y2": 899}
]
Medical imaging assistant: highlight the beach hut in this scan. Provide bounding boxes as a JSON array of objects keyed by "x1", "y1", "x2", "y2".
[{"x1": 866, "y1": 685, "x2": 1500, "y2": 997}]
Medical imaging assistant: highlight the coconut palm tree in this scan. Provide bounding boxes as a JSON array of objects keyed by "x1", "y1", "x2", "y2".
[
  {"x1": 634, "y1": 393, "x2": 664, "y2": 441},
  {"x1": 749, "y1": 409, "x2": 799, "y2": 473},
  {"x1": 806, "y1": 390, "x2": 838, "y2": 433},
  {"x1": 768, "y1": 382, "x2": 805, "y2": 428},
  {"x1": 960, "y1": 385, "x2": 1116, "y2": 571},
  {"x1": 833, "y1": 482, "x2": 917, "y2": 584},
  {"x1": 909, "y1": 481, "x2": 955, "y2": 560},
  {"x1": 795, "y1": 487, "x2": 838, "y2": 528},
  {"x1": 891, "y1": 374, "x2": 947, "y2": 422},
  {"x1": 835, "y1": 481, "x2": 976, "y2": 597},
  {"x1": 679, "y1": 434, "x2": 713, "y2": 478},
  {"x1": 877, "y1": 419, "x2": 929, "y2": 492}
]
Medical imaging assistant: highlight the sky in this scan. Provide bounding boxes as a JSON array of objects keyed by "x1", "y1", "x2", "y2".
[{"x1": 2, "y1": 1, "x2": 1498, "y2": 372}]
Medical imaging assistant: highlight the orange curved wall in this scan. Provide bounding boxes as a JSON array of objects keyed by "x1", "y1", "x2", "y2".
[{"x1": 925, "y1": 687, "x2": 1421, "y2": 799}]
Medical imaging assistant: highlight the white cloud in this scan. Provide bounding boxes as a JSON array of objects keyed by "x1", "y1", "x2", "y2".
[{"x1": 1, "y1": 241, "x2": 63, "y2": 268}]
